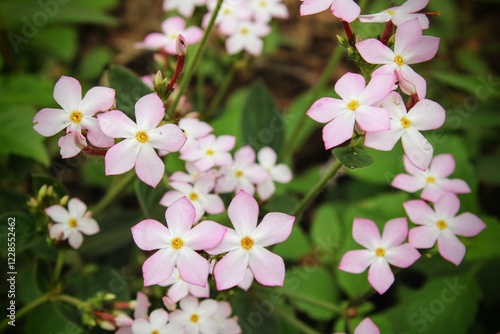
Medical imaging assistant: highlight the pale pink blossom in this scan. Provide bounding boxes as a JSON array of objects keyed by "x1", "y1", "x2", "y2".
[
  {"x1": 158, "y1": 267, "x2": 209, "y2": 303},
  {"x1": 135, "y1": 17, "x2": 203, "y2": 55},
  {"x1": 98, "y1": 93, "x2": 186, "y2": 188},
  {"x1": 163, "y1": 0, "x2": 206, "y2": 18},
  {"x1": 131, "y1": 197, "x2": 226, "y2": 287},
  {"x1": 359, "y1": 0, "x2": 430, "y2": 29},
  {"x1": 205, "y1": 0, "x2": 251, "y2": 36},
  {"x1": 160, "y1": 173, "x2": 225, "y2": 222},
  {"x1": 45, "y1": 198, "x2": 99, "y2": 250},
  {"x1": 364, "y1": 92, "x2": 445, "y2": 171},
  {"x1": 307, "y1": 72, "x2": 396, "y2": 150},
  {"x1": 180, "y1": 134, "x2": 235, "y2": 172},
  {"x1": 115, "y1": 292, "x2": 151, "y2": 334},
  {"x1": 392, "y1": 154, "x2": 471, "y2": 202},
  {"x1": 178, "y1": 118, "x2": 214, "y2": 153},
  {"x1": 131, "y1": 309, "x2": 182, "y2": 334},
  {"x1": 33, "y1": 75, "x2": 115, "y2": 158},
  {"x1": 212, "y1": 301, "x2": 241, "y2": 334},
  {"x1": 300, "y1": 0, "x2": 360, "y2": 23},
  {"x1": 256, "y1": 147, "x2": 292, "y2": 201},
  {"x1": 339, "y1": 218, "x2": 420, "y2": 294},
  {"x1": 404, "y1": 194, "x2": 486, "y2": 265},
  {"x1": 169, "y1": 296, "x2": 218, "y2": 334},
  {"x1": 207, "y1": 191, "x2": 295, "y2": 290},
  {"x1": 225, "y1": 20, "x2": 271, "y2": 56},
  {"x1": 356, "y1": 18, "x2": 439, "y2": 99},
  {"x1": 216, "y1": 146, "x2": 268, "y2": 196},
  {"x1": 335, "y1": 318, "x2": 380, "y2": 334},
  {"x1": 249, "y1": 0, "x2": 289, "y2": 23}
]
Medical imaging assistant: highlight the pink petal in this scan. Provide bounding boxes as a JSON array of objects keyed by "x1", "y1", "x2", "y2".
[
  {"x1": 396, "y1": 66, "x2": 427, "y2": 99},
  {"x1": 353, "y1": 218, "x2": 381, "y2": 250},
  {"x1": 356, "y1": 39, "x2": 394, "y2": 65},
  {"x1": 394, "y1": 19, "x2": 423, "y2": 56},
  {"x1": 45, "y1": 205, "x2": 69, "y2": 224},
  {"x1": 105, "y1": 139, "x2": 140, "y2": 176},
  {"x1": 440, "y1": 179, "x2": 471, "y2": 194},
  {"x1": 214, "y1": 248, "x2": 249, "y2": 290},
  {"x1": 54, "y1": 76, "x2": 82, "y2": 111},
  {"x1": 429, "y1": 154, "x2": 455, "y2": 178},
  {"x1": 235, "y1": 146, "x2": 256, "y2": 166},
  {"x1": 149, "y1": 309, "x2": 169, "y2": 328},
  {"x1": 335, "y1": 72, "x2": 366, "y2": 102},
  {"x1": 213, "y1": 152, "x2": 233, "y2": 167},
  {"x1": 306, "y1": 97, "x2": 345, "y2": 123},
  {"x1": 400, "y1": 0, "x2": 429, "y2": 13},
  {"x1": 252, "y1": 212, "x2": 295, "y2": 247},
  {"x1": 434, "y1": 193, "x2": 460, "y2": 218},
  {"x1": 393, "y1": 13, "x2": 429, "y2": 29},
  {"x1": 300, "y1": 0, "x2": 332, "y2": 15},
  {"x1": 257, "y1": 179, "x2": 275, "y2": 202},
  {"x1": 203, "y1": 195, "x2": 225, "y2": 214},
  {"x1": 177, "y1": 247, "x2": 209, "y2": 287},
  {"x1": 248, "y1": 245, "x2": 285, "y2": 286},
  {"x1": 138, "y1": 33, "x2": 168, "y2": 50},
  {"x1": 33, "y1": 108, "x2": 70, "y2": 136},
  {"x1": 381, "y1": 218, "x2": 408, "y2": 248},
  {"x1": 165, "y1": 197, "x2": 196, "y2": 236},
  {"x1": 338, "y1": 249, "x2": 374, "y2": 273},
  {"x1": 355, "y1": 318, "x2": 380, "y2": 334},
  {"x1": 403, "y1": 200, "x2": 435, "y2": 225},
  {"x1": 437, "y1": 232, "x2": 465, "y2": 265},
  {"x1": 331, "y1": 0, "x2": 360, "y2": 23},
  {"x1": 188, "y1": 282, "x2": 210, "y2": 298},
  {"x1": 149, "y1": 124, "x2": 186, "y2": 153},
  {"x1": 257, "y1": 146, "x2": 277, "y2": 168},
  {"x1": 359, "y1": 73, "x2": 396, "y2": 106},
  {"x1": 322, "y1": 112, "x2": 355, "y2": 149},
  {"x1": 58, "y1": 132, "x2": 86, "y2": 158},
  {"x1": 237, "y1": 269, "x2": 254, "y2": 291},
  {"x1": 392, "y1": 174, "x2": 425, "y2": 192},
  {"x1": 195, "y1": 157, "x2": 215, "y2": 172},
  {"x1": 68, "y1": 230, "x2": 84, "y2": 249},
  {"x1": 83, "y1": 117, "x2": 114, "y2": 148},
  {"x1": 226, "y1": 35, "x2": 245, "y2": 55},
  {"x1": 401, "y1": 128, "x2": 433, "y2": 170},
  {"x1": 134, "y1": 292, "x2": 150, "y2": 319},
  {"x1": 421, "y1": 184, "x2": 447, "y2": 203},
  {"x1": 97, "y1": 110, "x2": 137, "y2": 138},
  {"x1": 143, "y1": 248, "x2": 176, "y2": 286},
  {"x1": 78, "y1": 218, "x2": 99, "y2": 235},
  {"x1": 135, "y1": 144, "x2": 164, "y2": 188},
  {"x1": 167, "y1": 282, "x2": 189, "y2": 303},
  {"x1": 214, "y1": 135, "x2": 236, "y2": 151},
  {"x1": 183, "y1": 26, "x2": 203, "y2": 44},
  {"x1": 78, "y1": 86, "x2": 115, "y2": 116},
  {"x1": 403, "y1": 154, "x2": 426, "y2": 176},
  {"x1": 450, "y1": 213, "x2": 486, "y2": 237},
  {"x1": 272, "y1": 164, "x2": 292, "y2": 183},
  {"x1": 408, "y1": 99, "x2": 446, "y2": 131},
  {"x1": 385, "y1": 243, "x2": 420, "y2": 268},
  {"x1": 404, "y1": 36, "x2": 440, "y2": 64},
  {"x1": 356, "y1": 106, "x2": 391, "y2": 132},
  {"x1": 50, "y1": 223, "x2": 69, "y2": 240},
  {"x1": 135, "y1": 93, "x2": 165, "y2": 131},
  {"x1": 162, "y1": 16, "x2": 186, "y2": 33},
  {"x1": 131, "y1": 219, "x2": 170, "y2": 251},
  {"x1": 131, "y1": 319, "x2": 151, "y2": 333},
  {"x1": 228, "y1": 190, "x2": 259, "y2": 236},
  {"x1": 184, "y1": 220, "x2": 226, "y2": 250},
  {"x1": 364, "y1": 125, "x2": 403, "y2": 151},
  {"x1": 368, "y1": 259, "x2": 394, "y2": 294},
  {"x1": 408, "y1": 225, "x2": 439, "y2": 249},
  {"x1": 159, "y1": 190, "x2": 183, "y2": 207},
  {"x1": 205, "y1": 228, "x2": 241, "y2": 255}
]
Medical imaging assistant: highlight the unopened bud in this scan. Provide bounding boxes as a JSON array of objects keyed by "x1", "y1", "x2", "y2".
[
  {"x1": 28, "y1": 197, "x2": 38, "y2": 208},
  {"x1": 100, "y1": 321, "x2": 116, "y2": 331},
  {"x1": 38, "y1": 184, "x2": 48, "y2": 200},
  {"x1": 47, "y1": 185, "x2": 54, "y2": 196},
  {"x1": 104, "y1": 293, "x2": 116, "y2": 301},
  {"x1": 336, "y1": 34, "x2": 346, "y2": 45},
  {"x1": 59, "y1": 195, "x2": 69, "y2": 206},
  {"x1": 176, "y1": 34, "x2": 187, "y2": 56}
]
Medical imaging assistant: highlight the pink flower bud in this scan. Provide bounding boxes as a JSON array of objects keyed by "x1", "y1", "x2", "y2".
[{"x1": 176, "y1": 34, "x2": 187, "y2": 56}]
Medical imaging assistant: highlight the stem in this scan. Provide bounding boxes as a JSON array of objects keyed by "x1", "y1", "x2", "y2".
[
  {"x1": 53, "y1": 251, "x2": 65, "y2": 283},
  {"x1": 273, "y1": 305, "x2": 322, "y2": 334},
  {"x1": 282, "y1": 47, "x2": 343, "y2": 161},
  {"x1": 342, "y1": 20, "x2": 355, "y2": 45},
  {"x1": 52, "y1": 294, "x2": 85, "y2": 308},
  {"x1": 203, "y1": 60, "x2": 237, "y2": 120},
  {"x1": 0, "y1": 292, "x2": 51, "y2": 330},
  {"x1": 167, "y1": 0, "x2": 223, "y2": 117},
  {"x1": 91, "y1": 171, "x2": 135, "y2": 217},
  {"x1": 291, "y1": 160, "x2": 343, "y2": 220},
  {"x1": 276, "y1": 288, "x2": 343, "y2": 314}
]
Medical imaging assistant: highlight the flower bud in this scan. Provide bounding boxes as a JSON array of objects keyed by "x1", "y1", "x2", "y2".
[
  {"x1": 59, "y1": 195, "x2": 69, "y2": 206},
  {"x1": 176, "y1": 34, "x2": 187, "y2": 56}
]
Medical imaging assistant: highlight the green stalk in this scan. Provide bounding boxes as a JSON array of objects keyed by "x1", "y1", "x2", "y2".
[
  {"x1": 0, "y1": 292, "x2": 51, "y2": 331},
  {"x1": 203, "y1": 60, "x2": 237, "y2": 120},
  {"x1": 273, "y1": 305, "x2": 322, "y2": 334},
  {"x1": 53, "y1": 250, "x2": 65, "y2": 283},
  {"x1": 276, "y1": 288, "x2": 344, "y2": 314},
  {"x1": 167, "y1": 0, "x2": 223, "y2": 117},
  {"x1": 91, "y1": 171, "x2": 135, "y2": 217},
  {"x1": 52, "y1": 294, "x2": 85, "y2": 308}
]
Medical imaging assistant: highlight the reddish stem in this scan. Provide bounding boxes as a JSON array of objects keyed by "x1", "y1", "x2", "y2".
[
  {"x1": 94, "y1": 310, "x2": 116, "y2": 324},
  {"x1": 406, "y1": 94, "x2": 419, "y2": 110},
  {"x1": 380, "y1": 21, "x2": 394, "y2": 46},
  {"x1": 82, "y1": 146, "x2": 108, "y2": 156},
  {"x1": 113, "y1": 301, "x2": 131, "y2": 310},
  {"x1": 341, "y1": 20, "x2": 355, "y2": 45},
  {"x1": 166, "y1": 54, "x2": 186, "y2": 92},
  {"x1": 424, "y1": 11, "x2": 441, "y2": 17}
]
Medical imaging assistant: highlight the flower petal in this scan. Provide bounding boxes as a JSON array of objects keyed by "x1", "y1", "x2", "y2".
[
  {"x1": 403, "y1": 199, "x2": 435, "y2": 225},
  {"x1": 392, "y1": 174, "x2": 425, "y2": 192},
  {"x1": 33, "y1": 108, "x2": 70, "y2": 136},
  {"x1": 45, "y1": 205, "x2": 69, "y2": 224},
  {"x1": 228, "y1": 190, "x2": 259, "y2": 236},
  {"x1": 450, "y1": 213, "x2": 486, "y2": 237},
  {"x1": 131, "y1": 219, "x2": 170, "y2": 251},
  {"x1": 401, "y1": 127, "x2": 433, "y2": 170},
  {"x1": 306, "y1": 97, "x2": 346, "y2": 123},
  {"x1": 68, "y1": 230, "x2": 84, "y2": 249},
  {"x1": 353, "y1": 218, "x2": 381, "y2": 250},
  {"x1": 135, "y1": 93, "x2": 165, "y2": 131},
  {"x1": 248, "y1": 245, "x2": 285, "y2": 286},
  {"x1": 437, "y1": 231, "x2": 465, "y2": 265},
  {"x1": 368, "y1": 259, "x2": 394, "y2": 294},
  {"x1": 300, "y1": 0, "x2": 332, "y2": 15},
  {"x1": 149, "y1": 124, "x2": 186, "y2": 153},
  {"x1": 54, "y1": 76, "x2": 82, "y2": 111},
  {"x1": 177, "y1": 247, "x2": 209, "y2": 287},
  {"x1": 338, "y1": 250, "x2": 374, "y2": 273},
  {"x1": 335, "y1": 72, "x2": 366, "y2": 102},
  {"x1": 214, "y1": 248, "x2": 249, "y2": 290},
  {"x1": 97, "y1": 110, "x2": 137, "y2": 138},
  {"x1": 331, "y1": 0, "x2": 360, "y2": 22},
  {"x1": 78, "y1": 218, "x2": 99, "y2": 235},
  {"x1": 257, "y1": 146, "x2": 277, "y2": 168},
  {"x1": 78, "y1": 87, "x2": 115, "y2": 116},
  {"x1": 252, "y1": 212, "x2": 295, "y2": 247},
  {"x1": 408, "y1": 225, "x2": 439, "y2": 249},
  {"x1": 322, "y1": 112, "x2": 356, "y2": 149},
  {"x1": 165, "y1": 197, "x2": 196, "y2": 236},
  {"x1": 408, "y1": 99, "x2": 446, "y2": 131},
  {"x1": 434, "y1": 193, "x2": 460, "y2": 218},
  {"x1": 359, "y1": 73, "x2": 396, "y2": 106},
  {"x1": 184, "y1": 220, "x2": 226, "y2": 250},
  {"x1": 364, "y1": 125, "x2": 403, "y2": 151},
  {"x1": 429, "y1": 154, "x2": 454, "y2": 178},
  {"x1": 149, "y1": 309, "x2": 169, "y2": 329},
  {"x1": 385, "y1": 243, "x2": 420, "y2": 268},
  {"x1": 356, "y1": 106, "x2": 391, "y2": 132},
  {"x1": 356, "y1": 39, "x2": 394, "y2": 65},
  {"x1": 135, "y1": 144, "x2": 164, "y2": 188},
  {"x1": 143, "y1": 249, "x2": 176, "y2": 286},
  {"x1": 381, "y1": 218, "x2": 408, "y2": 248},
  {"x1": 354, "y1": 318, "x2": 380, "y2": 334}
]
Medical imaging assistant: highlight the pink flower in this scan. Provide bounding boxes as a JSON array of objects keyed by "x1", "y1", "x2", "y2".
[
  {"x1": 216, "y1": 146, "x2": 268, "y2": 196},
  {"x1": 178, "y1": 118, "x2": 213, "y2": 153},
  {"x1": 33, "y1": 75, "x2": 115, "y2": 158},
  {"x1": 364, "y1": 92, "x2": 445, "y2": 171},
  {"x1": 226, "y1": 20, "x2": 271, "y2": 56},
  {"x1": 256, "y1": 147, "x2": 292, "y2": 201},
  {"x1": 204, "y1": 0, "x2": 251, "y2": 36},
  {"x1": 300, "y1": 0, "x2": 361, "y2": 23},
  {"x1": 392, "y1": 154, "x2": 471, "y2": 202},
  {"x1": 212, "y1": 301, "x2": 241, "y2": 334},
  {"x1": 131, "y1": 309, "x2": 182, "y2": 334},
  {"x1": 115, "y1": 292, "x2": 151, "y2": 334},
  {"x1": 158, "y1": 267, "x2": 209, "y2": 303},
  {"x1": 180, "y1": 134, "x2": 235, "y2": 172},
  {"x1": 306, "y1": 72, "x2": 395, "y2": 149},
  {"x1": 338, "y1": 218, "x2": 420, "y2": 294},
  {"x1": 135, "y1": 16, "x2": 203, "y2": 55},
  {"x1": 249, "y1": 0, "x2": 289, "y2": 23},
  {"x1": 207, "y1": 191, "x2": 295, "y2": 290},
  {"x1": 359, "y1": 0, "x2": 430, "y2": 29},
  {"x1": 163, "y1": 0, "x2": 207, "y2": 18},
  {"x1": 169, "y1": 296, "x2": 218, "y2": 333},
  {"x1": 45, "y1": 198, "x2": 99, "y2": 250},
  {"x1": 335, "y1": 318, "x2": 380, "y2": 334},
  {"x1": 97, "y1": 93, "x2": 186, "y2": 188},
  {"x1": 356, "y1": 18, "x2": 440, "y2": 99},
  {"x1": 131, "y1": 197, "x2": 226, "y2": 287},
  {"x1": 160, "y1": 173, "x2": 225, "y2": 222},
  {"x1": 404, "y1": 194, "x2": 486, "y2": 265}
]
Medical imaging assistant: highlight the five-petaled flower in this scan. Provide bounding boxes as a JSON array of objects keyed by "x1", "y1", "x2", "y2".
[
  {"x1": 169, "y1": 296, "x2": 219, "y2": 334},
  {"x1": 359, "y1": 0, "x2": 430, "y2": 29},
  {"x1": 300, "y1": 0, "x2": 361, "y2": 23}
]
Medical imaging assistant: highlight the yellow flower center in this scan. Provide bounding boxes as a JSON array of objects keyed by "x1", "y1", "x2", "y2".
[
  {"x1": 169, "y1": 33, "x2": 178, "y2": 41},
  {"x1": 387, "y1": 9, "x2": 396, "y2": 16},
  {"x1": 151, "y1": 331, "x2": 160, "y2": 334},
  {"x1": 222, "y1": 7, "x2": 231, "y2": 15},
  {"x1": 171, "y1": 237, "x2": 184, "y2": 249},
  {"x1": 259, "y1": 0, "x2": 267, "y2": 7},
  {"x1": 205, "y1": 149, "x2": 214, "y2": 156},
  {"x1": 436, "y1": 219, "x2": 447, "y2": 230},
  {"x1": 240, "y1": 27, "x2": 249, "y2": 35},
  {"x1": 235, "y1": 170, "x2": 244, "y2": 178},
  {"x1": 375, "y1": 247, "x2": 386, "y2": 257},
  {"x1": 347, "y1": 99, "x2": 360, "y2": 111},
  {"x1": 400, "y1": 116, "x2": 412, "y2": 129},
  {"x1": 135, "y1": 131, "x2": 149, "y2": 143},
  {"x1": 426, "y1": 176, "x2": 436, "y2": 184},
  {"x1": 68, "y1": 218, "x2": 78, "y2": 228},
  {"x1": 189, "y1": 192, "x2": 199, "y2": 201},
  {"x1": 394, "y1": 55, "x2": 405, "y2": 66},
  {"x1": 190, "y1": 314, "x2": 200, "y2": 323},
  {"x1": 69, "y1": 111, "x2": 83, "y2": 124},
  {"x1": 241, "y1": 236, "x2": 254, "y2": 250}
]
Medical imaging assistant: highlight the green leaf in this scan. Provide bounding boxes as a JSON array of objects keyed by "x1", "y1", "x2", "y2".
[
  {"x1": 287, "y1": 167, "x2": 321, "y2": 194},
  {"x1": 332, "y1": 146, "x2": 374, "y2": 169},
  {"x1": 432, "y1": 72, "x2": 500, "y2": 99},
  {"x1": 0, "y1": 105, "x2": 50, "y2": 166},
  {"x1": 0, "y1": 212, "x2": 37, "y2": 254},
  {"x1": 0, "y1": 74, "x2": 55, "y2": 107},
  {"x1": 231, "y1": 291, "x2": 280, "y2": 334},
  {"x1": 476, "y1": 155, "x2": 500, "y2": 185},
  {"x1": 241, "y1": 81, "x2": 285, "y2": 154},
  {"x1": 134, "y1": 178, "x2": 167, "y2": 222},
  {"x1": 273, "y1": 226, "x2": 312, "y2": 261},
  {"x1": 310, "y1": 204, "x2": 344, "y2": 264},
  {"x1": 211, "y1": 88, "x2": 248, "y2": 149},
  {"x1": 31, "y1": 174, "x2": 68, "y2": 198},
  {"x1": 283, "y1": 266, "x2": 340, "y2": 320},
  {"x1": 465, "y1": 216, "x2": 500, "y2": 261},
  {"x1": 107, "y1": 65, "x2": 153, "y2": 118},
  {"x1": 78, "y1": 46, "x2": 113, "y2": 80},
  {"x1": 31, "y1": 27, "x2": 78, "y2": 62},
  {"x1": 24, "y1": 302, "x2": 83, "y2": 334}
]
